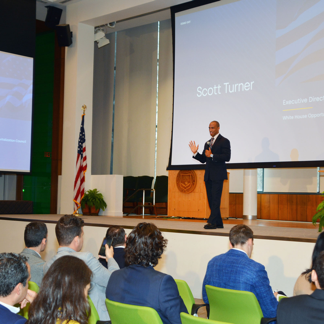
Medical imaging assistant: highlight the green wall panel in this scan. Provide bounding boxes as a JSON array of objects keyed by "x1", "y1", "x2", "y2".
[{"x1": 23, "y1": 32, "x2": 55, "y2": 214}]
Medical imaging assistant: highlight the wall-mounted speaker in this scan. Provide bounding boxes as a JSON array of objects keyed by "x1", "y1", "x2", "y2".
[
  {"x1": 45, "y1": 6, "x2": 63, "y2": 29},
  {"x1": 56, "y1": 24, "x2": 73, "y2": 47}
]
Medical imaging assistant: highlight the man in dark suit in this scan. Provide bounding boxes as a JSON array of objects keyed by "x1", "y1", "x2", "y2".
[
  {"x1": 106, "y1": 222, "x2": 187, "y2": 324},
  {"x1": 99, "y1": 226, "x2": 126, "y2": 269},
  {"x1": 189, "y1": 120, "x2": 231, "y2": 229},
  {"x1": 0, "y1": 253, "x2": 36, "y2": 324},
  {"x1": 202, "y1": 225, "x2": 278, "y2": 318},
  {"x1": 277, "y1": 251, "x2": 324, "y2": 324}
]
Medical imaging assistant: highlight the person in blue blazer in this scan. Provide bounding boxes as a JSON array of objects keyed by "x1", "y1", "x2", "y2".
[
  {"x1": 106, "y1": 222, "x2": 187, "y2": 324},
  {"x1": 202, "y1": 225, "x2": 278, "y2": 318},
  {"x1": 189, "y1": 120, "x2": 231, "y2": 229}
]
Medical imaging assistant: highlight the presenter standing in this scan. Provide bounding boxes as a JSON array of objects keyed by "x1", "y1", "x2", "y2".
[{"x1": 189, "y1": 121, "x2": 231, "y2": 229}]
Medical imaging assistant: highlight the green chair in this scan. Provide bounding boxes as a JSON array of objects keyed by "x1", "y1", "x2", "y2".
[
  {"x1": 175, "y1": 279, "x2": 209, "y2": 316},
  {"x1": 105, "y1": 298, "x2": 163, "y2": 324},
  {"x1": 278, "y1": 295, "x2": 287, "y2": 301},
  {"x1": 181, "y1": 312, "x2": 232, "y2": 324},
  {"x1": 205, "y1": 285, "x2": 276, "y2": 324},
  {"x1": 88, "y1": 296, "x2": 100, "y2": 324},
  {"x1": 19, "y1": 281, "x2": 40, "y2": 319}
]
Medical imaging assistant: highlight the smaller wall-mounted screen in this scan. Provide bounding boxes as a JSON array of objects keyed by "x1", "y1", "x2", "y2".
[{"x1": 0, "y1": 51, "x2": 33, "y2": 172}]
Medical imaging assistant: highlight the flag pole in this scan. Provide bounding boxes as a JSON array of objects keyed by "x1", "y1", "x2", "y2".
[{"x1": 73, "y1": 105, "x2": 87, "y2": 216}]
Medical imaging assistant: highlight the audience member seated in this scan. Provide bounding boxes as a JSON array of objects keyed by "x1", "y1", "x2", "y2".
[
  {"x1": 44, "y1": 215, "x2": 119, "y2": 321},
  {"x1": 0, "y1": 253, "x2": 36, "y2": 324},
  {"x1": 20, "y1": 222, "x2": 48, "y2": 287},
  {"x1": 27, "y1": 255, "x2": 92, "y2": 324},
  {"x1": 202, "y1": 224, "x2": 278, "y2": 318},
  {"x1": 277, "y1": 250, "x2": 324, "y2": 324},
  {"x1": 106, "y1": 222, "x2": 187, "y2": 324},
  {"x1": 293, "y1": 231, "x2": 324, "y2": 296},
  {"x1": 99, "y1": 226, "x2": 126, "y2": 269}
]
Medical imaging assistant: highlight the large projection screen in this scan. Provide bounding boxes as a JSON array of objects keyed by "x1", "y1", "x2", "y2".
[
  {"x1": 169, "y1": 0, "x2": 324, "y2": 169},
  {"x1": 0, "y1": 51, "x2": 33, "y2": 173}
]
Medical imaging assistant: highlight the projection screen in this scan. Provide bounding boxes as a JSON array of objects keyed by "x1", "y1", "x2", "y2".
[{"x1": 169, "y1": 0, "x2": 324, "y2": 169}]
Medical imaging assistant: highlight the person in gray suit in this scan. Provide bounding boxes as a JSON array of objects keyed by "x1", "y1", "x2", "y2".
[
  {"x1": 44, "y1": 215, "x2": 118, "y2": 322},
  {"x1": 20, "y1": 222, "x2": 48, "y2": 288}
]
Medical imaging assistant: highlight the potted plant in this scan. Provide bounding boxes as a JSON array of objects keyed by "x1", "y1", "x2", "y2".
[
  {"x1": 81, "y1": 189, "x2": 107, "y2": 216},
  {"x1": 312, "y1": 192, "x2": 324, "y2": 232}
]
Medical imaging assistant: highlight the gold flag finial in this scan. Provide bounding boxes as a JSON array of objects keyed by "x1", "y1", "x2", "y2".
[{"x1": 82, "y1": 105, "x2": 87, "y2": 114}]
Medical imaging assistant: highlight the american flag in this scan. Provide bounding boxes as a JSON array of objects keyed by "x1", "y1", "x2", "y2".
[{"x1": 73, "y1": 114, "x2": 87, "y2": 213}]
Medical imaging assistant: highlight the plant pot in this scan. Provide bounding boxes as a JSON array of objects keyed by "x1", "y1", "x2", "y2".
[{"x1": 82, "y1": 204, "x2": 100, "y2": 216}]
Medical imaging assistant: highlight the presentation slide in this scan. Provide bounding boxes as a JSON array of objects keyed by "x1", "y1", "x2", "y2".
[
  {"x1": 171, "y1": 0, "x2": 324, "y2": 168},
  {"x1": 0, "y1": 51, "x2": 33, "y2": 172}
]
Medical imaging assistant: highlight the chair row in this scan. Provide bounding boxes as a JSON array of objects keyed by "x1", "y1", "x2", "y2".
[
  {"x1": 21, "y1": 279, "x2": 278, "y2": 324},
  {"x1": 123, "y1": 175, "x2": 168, "y2": 215}
]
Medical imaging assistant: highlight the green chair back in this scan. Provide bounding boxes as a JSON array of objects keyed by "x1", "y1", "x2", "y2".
[
  {"x1": 105, "y1": 298, "x2": 163, "y2": 324},
  {"x1": 175, "y1": 279, "x2": 195, "y2": 314},
  {"x1": 180, "y1": 312, "x2": 232, "y2": 324},
  {"x1": 18, "y1": 281, "x2": 40, "y2": 319},
  {"x1": 278, "y1": 295, "x2": 287, "y2": 301},
  {"x1": 88, "y1": 296, "x2": 100, "y2": 324},
  {"x1": 28, "y1": 281, "x2": 40, "y2": 293},
  {"x1": 206, "y1": 285, "x2": 264, "y2": 324}
]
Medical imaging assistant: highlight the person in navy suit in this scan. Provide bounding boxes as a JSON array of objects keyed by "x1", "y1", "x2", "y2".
[
  {"x1": 277, "y1": 250, "x2": 324, "y2": 324},
  {"x1": 106, "y1": 222, "x2": 187, "y2": 324},
  {"x1": 0, "y1": 253, "x2": 36, "y2": 324},
  {"x1": 99, "y1": 226, "x2": 126, "y2": 269},
  {"x1": 202, "y1": 225, "x2": 278, "y2": 318},
  {"x1": 189, "y1": 120, "x2": 231, "y2": 229}
]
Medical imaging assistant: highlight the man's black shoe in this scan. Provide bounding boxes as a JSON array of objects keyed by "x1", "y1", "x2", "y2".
[
  {"x1": 204, "y1": 223, "x2": 217, "y2": 229},
  {"x1": 204, "y1": 223, "x2": 224, "y2": 229}
]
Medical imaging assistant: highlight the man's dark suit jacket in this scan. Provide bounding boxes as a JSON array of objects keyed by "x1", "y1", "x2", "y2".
[
  {"x1": 99, "y1": 247, "x2": 125, "y2": 269},
  {"x1": 0, "y1": 304, "x2": 26, "y2": 324},
  {"x1": 106, "y1": 264, "x2": 187, "y2": 324},
  {"x1": 277, "y1": 289, "x2": 324, "y2": 324},
  {"x1": 194, "y1": 134, "x2": 231, "y2": 181}
]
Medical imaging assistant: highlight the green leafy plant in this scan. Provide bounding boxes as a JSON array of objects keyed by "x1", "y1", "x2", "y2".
[
  {"x1": 312, "y1": 192, "x2": 324, "y2": 232},
  {"x1": 81, "y1": 189, "x2": 107, "y2": 211}
]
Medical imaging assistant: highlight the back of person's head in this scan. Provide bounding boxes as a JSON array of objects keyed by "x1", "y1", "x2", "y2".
[
  {"x1": 56, "y1": 214, "x2": 84, "y2": 246},
  {"x1": 106, "y1": 226, "x2": 126, "y2": 247},
  {"x1": 303, "y1": 231, "x2": 324, "y2": 279},
  {"x1": 313, "y1": 251, "x2": 324, "y2": 289},
  {"x1": 24, "y1": 222, "x2": 48, "y2": 248},
  {"x1": 0, "y1": 253, "x2": 28, "y2": 298},
  {"x1": 27, "y1": 255, "x2": 92, "y2": 324},
  {"x1": 229, "y1": 224, "x2": 253, "y2": 247},
  {"x1": 125, "y1": 222, "x2": 167, "y2": 267}
]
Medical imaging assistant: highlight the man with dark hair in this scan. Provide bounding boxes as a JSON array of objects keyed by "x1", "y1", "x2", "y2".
[
  {"x1": 106, "y1": 222, "x2": 187, "y2": 324},
  {"x1": 0, "y1": 253, "x2": 36, "y2": 324},
  {"x1": 44, "y1": 214, "x2": 119, "y2": 321},
  {"x1": 189, "y1": 120, "x2": 231, "y2": 229},
  {"x1": 99, "y1": 226, "x2": 126, "y2": 269},
  {"x1": 277, "y1": 251, "x2": 324, "y2": 324},
  {"x1": 202, "y1": 224, "x2": 278, "y2": 318},
  {"x1": 20, "y1": 222, "x2": 47, "y2": 287}
]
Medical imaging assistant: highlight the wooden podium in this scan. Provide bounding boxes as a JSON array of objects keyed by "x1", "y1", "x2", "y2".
[{"x1": 168, "y1": 170, "x2": 229, "y2": 219}]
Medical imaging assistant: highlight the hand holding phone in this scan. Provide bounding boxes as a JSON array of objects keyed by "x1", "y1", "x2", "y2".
[{"x1": 99, "y1": 237, "x2": 114, "y2": 258}]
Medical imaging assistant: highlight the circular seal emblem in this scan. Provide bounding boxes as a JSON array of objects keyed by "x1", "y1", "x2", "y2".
[{"x1": 176, "y1": 170, "x2": 197, "y2": 194}]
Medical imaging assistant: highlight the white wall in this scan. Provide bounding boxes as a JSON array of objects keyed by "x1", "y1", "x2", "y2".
[{"x1": 0, "y1": 219, "x2": 314, "y2": 298}]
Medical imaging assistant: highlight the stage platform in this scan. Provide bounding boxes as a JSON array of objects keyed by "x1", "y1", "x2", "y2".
[
  {"x1": 0, "y1": 214, "x2": 319, "y2": 243},
  {"x1": 0, "y1": 214, "x2": 320, "y2": 297}
]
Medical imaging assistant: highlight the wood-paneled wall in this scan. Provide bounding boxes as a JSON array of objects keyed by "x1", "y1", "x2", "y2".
[{"x1": 229, "y1": 193, "x2": 323, "y2": 222}]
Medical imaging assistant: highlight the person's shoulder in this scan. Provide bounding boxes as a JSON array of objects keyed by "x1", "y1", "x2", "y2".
[{"x1": 0, "y1": 305, "x2": 27, "y2": 323}]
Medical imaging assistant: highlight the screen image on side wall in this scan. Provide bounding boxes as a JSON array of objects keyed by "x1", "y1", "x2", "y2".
[
  {"x1": 0, "y1": 51, "x2": 33, "y2": 173},
  {"x1": 170, "y1": 0, "x2": 324, "y2": 169}
]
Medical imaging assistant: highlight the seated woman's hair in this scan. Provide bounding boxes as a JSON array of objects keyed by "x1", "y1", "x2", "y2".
[
  {"x1": 303, "y1": 231, "x2": 324, "y2": 282},
  {"x1": 27, "y1": 255, "x2": 92, "y2": 324},
  {"x1": 125, "y1": 222, "x2": 167, "y2": 267}
]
